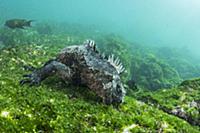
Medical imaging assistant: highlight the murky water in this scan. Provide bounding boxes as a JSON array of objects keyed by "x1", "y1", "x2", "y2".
[{"x1": 1, "y1": 0, "x2": 200, "y2": 53}]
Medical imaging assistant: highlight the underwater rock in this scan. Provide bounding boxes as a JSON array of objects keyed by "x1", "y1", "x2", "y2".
[
  {"x1": 188, "y1": 100, "x2": 199, "y2": 108},
  {"x1": 129, "y1": 53, "x2": 181, "y2": 90},
  {"x1": 137, "y1": 78, "x2": 200, "y2": 126},
  {"x1": 171, "y1": 106, "x2": 187, "y2": 119},
  {"x1": 20, "y1": 40, "x2": 126, "y2": 105},
  {"x1": 178, "y1": 78, "x2": 200, "y2": 90},
  {"x1": 170, "y1": 105, "x2": 199, "y2": 126},
  {"x1": 127, "y1": 79, "x2": 138, "y2": 90},
  {"x1": 139, "y1": 95, "x2": 200, "y2": 126}
]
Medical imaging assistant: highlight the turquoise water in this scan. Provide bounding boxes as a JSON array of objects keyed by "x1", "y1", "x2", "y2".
[
  {"x1": 1, "y1": 0, "x2": 200, "y2": 55},
  {"x1": 0, "y1": 1, "x2": 200, "y2": 132}
]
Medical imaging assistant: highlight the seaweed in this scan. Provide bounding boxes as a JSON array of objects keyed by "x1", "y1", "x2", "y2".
[
  {"x1": 0, "y1": 27, "x2": 199, "y2": 132},
  {"x1": 0, "y1": 36, "x2": 199, "y2": 132}
]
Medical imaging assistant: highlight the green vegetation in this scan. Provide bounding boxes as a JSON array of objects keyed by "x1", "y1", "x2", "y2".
[
  {"x1": 134, "y1": 78, "x2": 200, "y2": 127},
  {"x1": 154, "y1": 47, "x2": 200, "y2": 80},
  {"x1": 130, "y1": 53, "x2": 181, "y2": 90},
  {"x1": 2, "y1": 24, "x2": 199, "y2": 90},
  {"x1": 0, "y1": 26, "x2": 199, "y2": 132}
]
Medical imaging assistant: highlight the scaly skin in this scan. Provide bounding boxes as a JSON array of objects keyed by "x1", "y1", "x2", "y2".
[{"x1": 20, "y1": 40, "x2": 126, "y2": 105}]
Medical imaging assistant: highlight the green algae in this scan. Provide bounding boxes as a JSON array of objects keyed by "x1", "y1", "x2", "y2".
[
  {"x1": 135, "y1": 80, "x2": 200, "y2": 127},
  {"x1": 0, "y1": 42, "x2": 199, "y2": 132},
  {"x1": 2, "y1": 27, "x2": 199, "y2": 90}
]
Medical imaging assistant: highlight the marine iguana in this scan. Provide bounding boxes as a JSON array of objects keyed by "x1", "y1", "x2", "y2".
[{"x1": 20, "y1": 40, "x2": 126, "y2": 104}]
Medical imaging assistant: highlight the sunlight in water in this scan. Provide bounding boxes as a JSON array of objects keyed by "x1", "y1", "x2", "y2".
[{"x1": 175, "y1": 0, "x2": 200, "y2": 9}]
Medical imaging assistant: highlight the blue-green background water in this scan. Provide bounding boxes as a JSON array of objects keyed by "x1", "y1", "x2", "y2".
[
  {"x1": 0, "y1": 1, "x2": 200, "y2": 132},
  {"x1": 1, "y1": 0, "x2": 200, "y2": 55}
]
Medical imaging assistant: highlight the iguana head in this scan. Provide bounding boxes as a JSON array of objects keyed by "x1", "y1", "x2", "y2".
[
  {"x1": 103, "y1": 74, "x2": 126, "y2": 104},
  {"x1": 84, "y1": 40, "x2": 126, "y2": 105}
]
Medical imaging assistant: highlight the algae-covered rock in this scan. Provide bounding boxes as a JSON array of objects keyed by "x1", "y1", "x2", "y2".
[
  {"x1": 154, "y1": 47, "x2": 200, "y2": 80},
  {"x1": 135, "y1": 78, "x2": 200, "y2": 127},
  {"x1": 130, "y1": 53, "x2": 181, "y2": 90},
  {"x1": 0, "y1": 40, "x2": 199, "y2": 132},
  {"x1": 179, "y1": 78, "x2": 200, "y2": 90}
]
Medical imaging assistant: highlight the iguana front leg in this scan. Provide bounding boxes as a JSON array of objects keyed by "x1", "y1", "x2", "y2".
[{"x1": 20, "y1": 60, "x2": 73, "y2": 86}]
